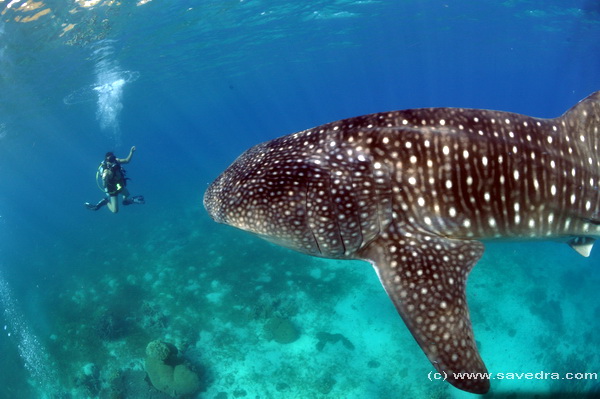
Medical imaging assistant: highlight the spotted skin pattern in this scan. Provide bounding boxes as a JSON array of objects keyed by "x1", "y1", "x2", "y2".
[{"x1": 204, "y1": 92, "x2": 600, "y2": 394}]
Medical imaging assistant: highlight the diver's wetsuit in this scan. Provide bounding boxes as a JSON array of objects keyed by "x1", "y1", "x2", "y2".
[
  {"x1": 85, "y1": 156, "x2": 144, "y2": 211},
  {"x1": 102, "y1": 160, "x2": 127, "y2": 196}
]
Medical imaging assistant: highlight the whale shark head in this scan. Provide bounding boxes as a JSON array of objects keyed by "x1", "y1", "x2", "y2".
[
  {"x1": 203, "y1": 140, "x2": 325, "y2": 253},
  {"x1": 204, "y1": 129, "x2": 392, "y2": 258},
  {"x1": 204, "y1": 91, "x2": 600, "y2": 394}
]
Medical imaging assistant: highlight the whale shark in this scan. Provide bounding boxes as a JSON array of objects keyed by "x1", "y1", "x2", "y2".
[{"x1": 204, "y1": 91, "x2": 600, "y2": 394}]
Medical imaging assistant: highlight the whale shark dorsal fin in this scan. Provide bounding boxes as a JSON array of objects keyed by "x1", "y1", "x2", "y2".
[
  {"x1": 558, "y1": 91, "x2": 600, "y2": 143},
  {"x1": 568, "y1": 237, "x2": 595, "y2": 257},
  {"x1": 358, "y1": 232, "x2": 489, "y2": 394}
]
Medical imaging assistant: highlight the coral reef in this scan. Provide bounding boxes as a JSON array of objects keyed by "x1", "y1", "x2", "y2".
[
  {"x1": 109, "y1": 369, "x2": 172, "y2": 399},
  {"x1": 145, "y1": 340, "x2": 201, "y2": 398},
  {"x1": 74, "y1": 363, "x2": 101, "y2": 397},
  {"x1": 263, "y1": 316, "x2": 299, "y2": 344},
  {"x1": 316, "y1": 374, "x2": 336, "y2": 394},
  {"x1": 315, "y1": 332, "x2": 355, "y2": 351},
  {"x1": 96, "y1": 308, "x2": 131, "y2": 340},
  {"x1": 140, "y1": 301, "x2": 168, "y2": 330}
]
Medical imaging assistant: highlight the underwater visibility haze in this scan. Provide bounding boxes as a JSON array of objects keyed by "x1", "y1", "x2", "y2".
[{"x1": 1, "y1": 1, "x2": 600, "y2": 398}]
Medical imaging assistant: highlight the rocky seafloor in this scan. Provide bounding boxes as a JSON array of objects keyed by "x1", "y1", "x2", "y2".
[{"x1": 3, "y1": 206, "x2": 600, "y2": 398}]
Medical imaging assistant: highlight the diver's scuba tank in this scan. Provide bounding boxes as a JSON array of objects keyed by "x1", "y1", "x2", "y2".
[{"x1": 95, "y1": 161, "x2": 107, "y2": 193}]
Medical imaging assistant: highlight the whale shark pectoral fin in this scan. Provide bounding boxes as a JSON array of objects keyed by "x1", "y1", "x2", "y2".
[
  {"x1": 567, "y1": 237, "x2": 596, "y2": 257},
  {"x1": 358, "y1": 232, "x2": 490, "y2": 394}
]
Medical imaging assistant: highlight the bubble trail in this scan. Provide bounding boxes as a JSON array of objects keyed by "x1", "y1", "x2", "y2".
[
  {"x1": 0, "y1": 270, "x2": 58, "y2": 396},
  {"x1": 62, "y1": 40, "x2": 139, "y2": 146}
]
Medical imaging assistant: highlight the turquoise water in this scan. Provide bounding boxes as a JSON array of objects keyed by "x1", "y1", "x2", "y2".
[{"x1": 1, "y1": 1, "x2": 599, "y2": 398}]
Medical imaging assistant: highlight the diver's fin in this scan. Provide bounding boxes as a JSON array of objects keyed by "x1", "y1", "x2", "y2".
[
  {"x1": 85, "y1": 198, "x2": 108, "y2": 211},
  {"x1": 123, "y1": 195, "x2": 145, "y2": 206}
]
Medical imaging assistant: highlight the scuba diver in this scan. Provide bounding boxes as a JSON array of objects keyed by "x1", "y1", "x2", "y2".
[{"x1": 85, "y1": 146, "x2": 145, "y2": 213}]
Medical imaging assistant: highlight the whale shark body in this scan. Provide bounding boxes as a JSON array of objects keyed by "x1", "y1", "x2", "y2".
[{"x1": 204, "y1": 92, "x2": 600, "y2": 394}]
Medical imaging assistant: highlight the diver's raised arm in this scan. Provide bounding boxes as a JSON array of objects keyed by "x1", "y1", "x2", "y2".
[{"x1": 118, "y1": 146, "x2": 136, "y2": 164}]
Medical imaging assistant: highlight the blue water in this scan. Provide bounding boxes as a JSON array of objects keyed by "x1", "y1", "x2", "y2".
[{"x1": 1, "y1": 1, "x2": 599, "y2": 398}]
